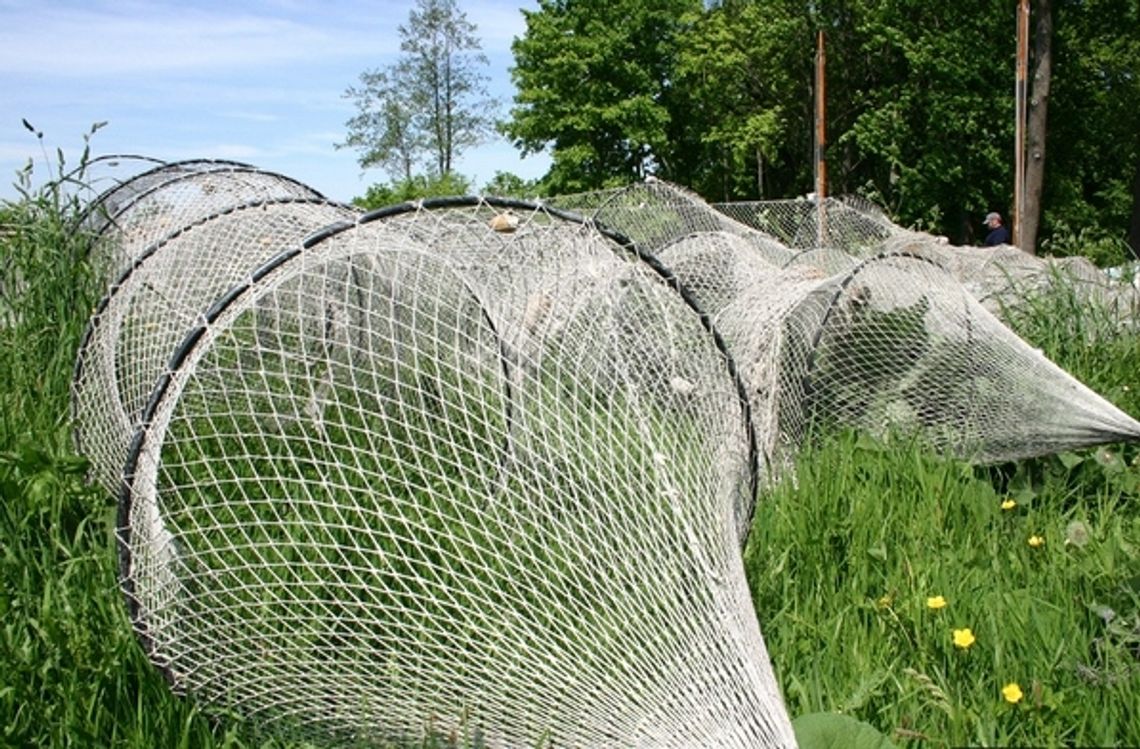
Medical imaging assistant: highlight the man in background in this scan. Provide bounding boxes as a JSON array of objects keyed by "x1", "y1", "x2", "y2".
[{"x1": 983, "y1": 212, "x2": 1011, "y2": 246}]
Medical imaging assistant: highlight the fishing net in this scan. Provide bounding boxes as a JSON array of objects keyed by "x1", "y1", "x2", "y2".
[
  {"x1": 72, "y1": 196, "x2": 358, "y2": 495},
  {"x1": 82, "y1": 162, "x2": 1138, "y2": 748},
  {"x1": 548, "y1": 178, "x2": 796, "y2": 266},
  {"x1": 766, "y1": 252, "x2": 1140, "y2": 463},
  {"x1": 558, "y1": 180, "x2": 1140, "y2": 465},
  {"x1": 714, "y1": 194, "x2": 899, "y2": 254},
  {"x1": 716, "y1": 193, "x2": 1140, "y2": 318},
  {"x1": 879, "y1": 233, "x2": 1140, "y2": 320},
  {"x1": 64, "y1": 153, "x2": 169, "y2": 206},
  {"x1": 116, "y1": 196, "x2": 795, "y2": 747},
  {"x1": 81, "y1": 159, "x2": 325, "y2": 284}
]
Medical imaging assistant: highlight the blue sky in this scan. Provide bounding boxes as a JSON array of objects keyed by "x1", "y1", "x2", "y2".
[{"x1": 0, "y1": 0, "x2": 551, "y2": 203}]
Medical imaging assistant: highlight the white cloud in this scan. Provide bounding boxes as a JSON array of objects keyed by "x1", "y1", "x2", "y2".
[
  {"x1": 202, "y1": 143, "x2": 265, "y2": 160},
  {"x1": 465, "y1": 2, "x2": 530, "y2": 48},
  {"x1": 219, "y1": 111, "x2": 282, "y2": 123},
  {"x1": 0, "y1": 1, "x2": 399, "y2": 77},
  {"x1": 0, "y1": 1, "x2": 548, "y2": 203}
]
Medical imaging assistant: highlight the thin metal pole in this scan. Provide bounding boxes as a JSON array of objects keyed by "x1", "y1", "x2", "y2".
[
  {"x1": 815, "y1": 30, "x2": 828, "y2": 247},
  {"x1": 1014, "y1": 0, "x2": 1029, "y2": 248}
]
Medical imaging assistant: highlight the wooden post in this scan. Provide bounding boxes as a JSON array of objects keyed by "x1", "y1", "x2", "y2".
[
  {"x1": 1014, "y1": 0, "x2": 1029, "y2": 248},
  {"x1": 815, "y1": 30, "x2": 828, "y2": 247}
]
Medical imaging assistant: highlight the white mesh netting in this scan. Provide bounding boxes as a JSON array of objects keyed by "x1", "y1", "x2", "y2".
[
  {"x1": 81, "y1": 159, "x2": 326, "y2": 285},
  {"x1": 66, "y1": 162, "x2": 1140, "y2": 748},
  {"x1": 714, "y1": 191, "x2": 1140, "y2": 319},
  {"x1": 72, "y1": 196, "x2": 358, "y2": 494},
  {"x1": 554, "y1": 180, "x2": 1140, "y2": 465},
  {"x1": 117, "y1": 196, "x2": 794, "y2": 746},
  {"x1": 51, "y1": 153, "x2": 170, "y2": 212}
]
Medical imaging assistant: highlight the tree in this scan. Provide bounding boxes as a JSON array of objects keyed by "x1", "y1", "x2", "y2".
[
  {"x1": 342, "y1": 68, "x2": 420, "y2": 182},
  {"x1": 814, "y1": 0, "x2": 1138, "y2": 250},
  {"x1": 1131, "y1": 162, "x2": 1140, "y2": 258},
  {"x1": 1043, "y1": 0, "x2": 1140, "y2": 258},
  {"x1": 352, "y1": 172, "x2": 473, "y2": 210},
  {"x1": 503, "y1": 0, "x2": 702, "y2": 194},
  {"x1": 481, "y1": 171, "x2": 544, "y2": 198},
  {"x1": 1022, "y1": 0, "x2": 1053, "y2": 255},
  {"x1": 674, "y1": 0, "x2": 810, "y2": 201},
  {"x1": 825, "y1": 0, "x2": 1014, "y2": 242},
  {"x1": 503, "y1": 0, "x2": 1138, "y2": 252},
  {"x1": 340, "y1": 0, "x2": 495, "y2": 180}
]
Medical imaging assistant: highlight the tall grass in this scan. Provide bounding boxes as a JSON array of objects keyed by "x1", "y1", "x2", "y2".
[
  {"x1": 748, "y1": 276, "x2": 1140, "y2": 747},
  {"x1": 0, "y1": 140, "x2": 274, "y2": 748},
  {"x1": 748, "y1": 429, "x2": 1140, "y2": 747},
  {"x1": 2, "y1": 146, "x2": 1138, "y2": 748}
]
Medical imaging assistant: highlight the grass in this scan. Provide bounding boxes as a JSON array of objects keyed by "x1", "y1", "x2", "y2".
[
  {"x1": 748, "y1": 272, "x2": 1140, "y2": 747},
  {"x1": 747, "y1": 429, "x2": 1140, "y2": 747},
  {"x1": 0, "y1": 141, "x2": 256, "y2": 747},
  {"x1": 2, "y1": 148, "x2": 1139, "y2": 747}
]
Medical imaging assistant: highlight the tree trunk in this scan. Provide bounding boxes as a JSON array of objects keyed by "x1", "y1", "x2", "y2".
[
  {"x1": 1129, "y1": 154, "x2": 1140, "y2": 259},
  {"x1": 1022, "y1": 0, "x2": 1052, "y2": 255},
  {"x1": 722, "y1": 149, "x2": 731, "y2": 203},
  {"x1": 756, "y1": 146, "x2": 764, "y2": 199}
]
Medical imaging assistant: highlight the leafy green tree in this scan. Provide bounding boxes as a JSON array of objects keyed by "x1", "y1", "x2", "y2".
[
  {"x1": 503, "y1": 0, "x2": 701, "y2": 194},
  {"x1": 673, "y1": 0, "x2": 1015, "y2": 228},
  {"x1": 352, "y1": 172, "x2": 473, "y2": 210},
  {"x1": 480, "y1": 171, "x2": 544, "y2": 198},
  {"x1": 825, "y1": 0, "x2": 1014, "y2": 242},
  {"x1": 803, "y1": 0, "x2": 1137, "y2": 249},
  {"x1": 1042, "y1": 0, "x2": 1140, "y2": 257},
  {"x1": 504, "y1": 0, "x2": 1138, "y2": 251},
  {"x1": 341, "y1": 68, "x2": 421, "y2": 182},
  {"x1": 340, "y1": 0, "x2": 495, "y2": 180},
  {"x1": 674, "y1": 0, "x2": 811, "y2": 201}
]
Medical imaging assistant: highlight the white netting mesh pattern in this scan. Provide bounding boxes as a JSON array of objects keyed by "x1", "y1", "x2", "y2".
[
  {"x1": 715, "y1": 194, "x2": 1140, "y2": 319},
  {"x1": 117, "y1": 198, "x2": 795, "y2": 747},
  {"x1": 82, "y1": 161, "x2": 325, "y2": 285},
  {"x1": 73, "y1": 197, "x2": 358, "y2": 494},
  {"x1": 68, "y1": 161, "x2": 1140, "y2": 747},
  {"x1": 56, "y1": 154, "x2": 169, "y2": 210},
  {"x1": 777, "y1": 253, "x2": 1140, "y2": 462},
  {"x1": 81, "y1": 159, "x2": 253, "y2": 228},
  {"x1": 879, "y1": 233, "x2": 1140, "y2": 321},
  {"x1": 714, "y1": 195, "x2": 899, "y2": 255},
  {"x1": 555, "y1": 181, "x2": 1140, "y2": 465},
  {"x1": 549, "y1": 180, "x2": 797, "y2": 267}
]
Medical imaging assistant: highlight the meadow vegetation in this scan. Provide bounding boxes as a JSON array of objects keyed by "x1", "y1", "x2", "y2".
[
  {"x1": 749, "y1": 278, "x2": 1140, "y2": 747},
  {"x1": 2, "y1": 156, "x2": 1138, "y2": 747}
]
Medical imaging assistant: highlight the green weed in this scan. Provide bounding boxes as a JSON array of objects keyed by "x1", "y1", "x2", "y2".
[{"x1": 748, "y1": 425, "x2": 1140, "y2": 747}]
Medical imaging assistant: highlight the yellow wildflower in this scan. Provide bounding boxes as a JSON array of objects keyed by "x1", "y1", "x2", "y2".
[
  {"x1": 876, "y1": 594, "x2": 893, "y2": 609},
  {"x1": 952, "y1": 628, "x2": 976, "y2": 649},
  {"x1": 1002, "y1": 682, "x2": 1024, "y2": 704},
  {"x1": 1028, "y1": 535, "x2": 1045, "y2": 548},
  {"x1": 1001, "y1": 498, "x2": 1017, "y2": 511},
  {"x1": 926, "y1": 595, "x2": 947, "y2": 610}
]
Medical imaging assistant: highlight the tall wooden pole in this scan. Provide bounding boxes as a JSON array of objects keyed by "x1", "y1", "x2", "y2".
[
  {"x1": 1014, "y1": 0, "x2": 1029, "y2": 248},
  {"x1": 815, "y1": 30, "x2": 828, "y2": 247}
]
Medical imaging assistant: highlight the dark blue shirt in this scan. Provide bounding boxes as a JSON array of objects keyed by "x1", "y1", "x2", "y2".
[{"x1": 984, "y1": 226, "x2": 1011, "y2": 246}]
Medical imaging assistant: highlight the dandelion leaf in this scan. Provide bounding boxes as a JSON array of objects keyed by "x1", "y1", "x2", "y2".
[{"x1": 792, "y1": 712, "x2": 897, "y2": 749}]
